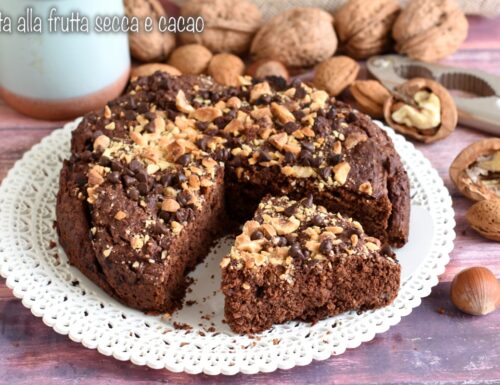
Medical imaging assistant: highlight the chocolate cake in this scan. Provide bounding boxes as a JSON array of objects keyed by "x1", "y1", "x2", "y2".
[
  {"x1": 56, "y1": 72, "x2": 410, "y2": 330},
  {"x1": 221, "y1": 195, "x2": 401, "y2": 334}
]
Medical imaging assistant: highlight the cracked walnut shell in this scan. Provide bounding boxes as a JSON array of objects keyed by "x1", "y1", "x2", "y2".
[
  {"x1": 250, "y1": 8, "x2": 337, "y2": 68},
  {"x1": 335, "y1": 0, "x2": 400, "y2": 59},
  {"x1": 450, "y1": 139, "x2": 500, "y2": 202},
  {"x1": 384, "y1": 78, "x2": 457, "y2": 143},
  {"x1": 392, "y1": 0, "x2": 468, "y2": 62}
]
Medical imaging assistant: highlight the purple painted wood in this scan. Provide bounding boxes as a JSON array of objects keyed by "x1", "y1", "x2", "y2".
[{"x1": 1, "y1": 14, "x2": 500, "y2": 385}]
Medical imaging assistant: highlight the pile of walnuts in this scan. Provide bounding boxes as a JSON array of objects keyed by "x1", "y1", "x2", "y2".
[{"x1": 125, "y1": 0, "x2": 468, "y2": 143}]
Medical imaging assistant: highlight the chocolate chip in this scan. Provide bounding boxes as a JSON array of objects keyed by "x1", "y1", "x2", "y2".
[
  {"x1": 158, "y1": 211, "x2": 171, "y2": 222},
  {"x1": 123, "y1": 175, "x2": 137, "y2": 186},
  {"x1": 346, "y1": 111, "x2": 357, "y2": 123},
  {"x1": 274, "y1": 236, "x2": 288, "y2": 247},
  {"x1": 176, "y1": 172, "x2": 187, "y2": 184},
  {"x1": 135, "y1": 169, "x2": 148, "y2": 183},
  {"x1": 107, "y1": 171, "x2": 121, "y2": 184},
  {"x1": 256, "y1": 94, "x2": 272, "y2": 105},
  {"x1": 99, "y1": 156, "x2": 111, "y2": 167},
  {"x1": 111, "y1": 161, "x2": 123, "y2": 172},
  {"x1": 161, "y1": 173, "x2": 173, "y2": 186},
  {"x1": 302, "y1": 195, "x2": 314, "y2": 208},
  {"x1": 310, "y1": 156, "x2": 323, "y2": 168},
  {"x1": 289, "y1": 243, "x2": 305, "y2": 259},
  {"x1": 196, "y1": 136, "x2": 210, "y2": 151},
  {"x1": 196, "y1": 121, "x2": 209, "y2": 131},
  {"x1": 283, "y1": 203, "x2": 298, "y2": 217},
  {"x1": 326, "y1": 106, "x2": 336, "y2": 120},
  {"x1": 214, "y1": 148, "x2": 230, "y2": 162},
  {"x1": 328, "y1": 154, "x2": 343, "y2": 166},
  {"x1": 266, "y1": 76, "x2": 288, "y2": 91},
  {"x1": 145, "y1": 120, "x2": 156, "y2": 133},
  {"x1": 124, "y1": 110, "x2": 138, "y2": 121},
  {"x1": 319, "y1": 239, "x2": 333, "y2": 255},
  {"x1": 152, "y1": 222, "x2": 169, "y2": 235},
  {"x1": 250, "y1": 230, "x2": 264, "y2": 240},
  {"x1": 127, "y1": 187, "x2": 139, "y2": 201},
  {"x1": 299, "y1": 150, "x2": 313, "y2": 166},
  {"x1": 292, "y1": 110, "x2": 306, "y2": 121},
  {"x1": 258, "y1": 151, "x2": 272, "y2": 162},
  {"x1": 311, "y1": 214, "x2": 325, "y2": 227},
  {"x1": 177, "y1": 191, "x2": 191, "y2": 206},
  {"x1": 319, "y1": 166, "x2": 332, "y2": 180},
  {"x1": 175, "y1": 208, "x2": 190, "y2": 223},
  {"x1": 177, "y1": 154, "x2": 191, "y2": 166},
  {"x1": 138, "y1": 182, "x2": 149, "y2": 195},
  {"x1": 129, "y1": 159, "x2": 143, "y2": 173},
  {"x1": 301, "y1": 142, "x2": 315, "y2": 152},
  {"x1": 284, "y1": 121, "x2": 299, "y2": 134},
  {"x1": 294, "y1": 86, "x2": 306, "y2": 99},
  {"x1": 284, "y1": 151, "x2": 296, "y2": 164}
]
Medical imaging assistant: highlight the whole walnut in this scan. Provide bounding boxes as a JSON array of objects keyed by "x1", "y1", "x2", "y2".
[
  {"x1": 168, "y1": 44, "x2": 213, "y2": 75},
  {"x1": 250, "y1": 8, "x2": 338, "y2": 68},
  {"x1": 180, "y1": 0, "x2": 262, "y2": 55},
  {"x1": 124, "y1": 0, "x2": 176, "y2": 62},
  {"x1": 393, "y1": 0, "x2": 468, "y2": 62},
  {"x1": 335, "y1": 0, "x2": 400, "y2": 59}
]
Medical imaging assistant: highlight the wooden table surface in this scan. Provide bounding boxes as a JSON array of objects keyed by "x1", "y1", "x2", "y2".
[{"x1": 1, "y1": 15, "x2": 500, "y2": 385}]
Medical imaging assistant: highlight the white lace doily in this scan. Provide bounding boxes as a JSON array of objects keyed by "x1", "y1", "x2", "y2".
[{"x1": 0, "y1": 119, "x2": 455, "y2": 375}]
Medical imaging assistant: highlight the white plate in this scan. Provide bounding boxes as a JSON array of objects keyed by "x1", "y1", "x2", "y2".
[{"x1": 0, "y1": 119, "x2": 455, "y2": 375}]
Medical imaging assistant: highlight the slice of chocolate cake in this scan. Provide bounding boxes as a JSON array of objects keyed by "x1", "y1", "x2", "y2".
[{"x1": 221, "y1": 195, "x2": 401, "y2": 334}]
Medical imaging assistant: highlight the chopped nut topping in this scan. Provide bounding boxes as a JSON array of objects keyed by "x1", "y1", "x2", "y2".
[
  {"x1": 162, "y1": 198, "x2": 181, "y2": 212},
  {"x1": 193, "y1": 107, "x2": 222, "y2": 122},
  {"x1": 103, "y1": 105, "x2": 112, "y2": 119},
  {"x1": 93, "y1": 135, "x2": 110, "y2": 151},
  {"x1": 250, "y1": 82, "x2": 271, "y2": 103},
  {"x1": 175, "y1": 90, "x2": 194, "y2": 113},
  {"x1": 333, "y1": 161, "x2": 351, "y2": 185},
  {"x1": 359, "y1": 181, "x2": 373, "y2": 196},
  {"x1": 271, "y1": 102, "x2": 295, "y2": 124},
  {"x1": 114, "y1": 211, "x2": 127, "y2": 221}
]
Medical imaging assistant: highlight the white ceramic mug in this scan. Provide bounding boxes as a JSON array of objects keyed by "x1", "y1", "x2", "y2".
[{"x1": 0, "y1": 0, "x2": 130, "y2": 120}]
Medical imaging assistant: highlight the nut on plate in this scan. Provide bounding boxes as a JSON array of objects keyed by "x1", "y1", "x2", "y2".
[
  {"x1": 246, "y1": 60, "x2": 289, "y2": 81},
  {"x1": 451, "y1": 267, "x2": 500, "y2": 316},
  {"x1": 179, "y1": 0, "x2": 262, "y2": 54},
  {"x1": 466, "y1": 199, "x2": 500, "y2": 242},
  {"x1": 313, "y1": 56, "x2": 360, "y2": 97},
  {"x1": 250, "y1": 8, "x2": 337, "y2": 68},
  {"x1": 450, "y1": 139, "x2": 500, "y2": 201},
  {"x1": 383, "y1": 78, "x2": 457, "y2": 143},
  {"x1": 334, "y1": 0, "x2": 400, "y2": 59},
  {"x1": 168, "y1": 44, "x2": 213, "y2": 75},
  {"x1": 350, "y1": 80, "x2": 391, "y2": 118},
  {"x1": 124, "y1": 0, "x2": 176, "y2": 62},
  {"x1": 208, "y1": 53, "x2": 245, "y2": 86},
  {"x1": 130, "y1": 63, "x2": 181, "y2": 80},
  {"x1": 392, "y1": 0, "x2": 468, "y2": 62}
]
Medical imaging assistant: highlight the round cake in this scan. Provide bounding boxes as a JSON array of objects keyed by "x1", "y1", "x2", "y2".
[{"x1": 56, "y1": 72, "x2": 410, "y2": 324}]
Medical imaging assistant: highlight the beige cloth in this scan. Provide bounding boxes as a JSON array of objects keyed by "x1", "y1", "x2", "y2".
[{"x1": 173, "y1": 0, "x2": 500, "y2": 17}]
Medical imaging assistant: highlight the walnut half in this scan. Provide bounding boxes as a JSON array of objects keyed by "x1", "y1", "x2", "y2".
[{"x1": 384, "y1": 78, "x2": 457, "y2": 143}]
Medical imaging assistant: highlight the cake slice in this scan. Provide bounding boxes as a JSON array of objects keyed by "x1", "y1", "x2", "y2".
[{"x1": 221, "y1": 195, "x2": 401, "y2": 334}]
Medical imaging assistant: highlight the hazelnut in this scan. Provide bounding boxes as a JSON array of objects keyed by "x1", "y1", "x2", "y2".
[
  {"x1": 207, "y1": 53, "x2": 245, "y2": 86},
  {"x1": 313, "y1": 56, "x2": 360, "y2": 97},
  {"x1": 179, "y1": 0, "x2": 262, "y2": 54},
  {"x1": 130, "y1": 63, "x2": 181, "y2": 80},
  {"x1": 246, "y1": 60, "x2": 289, "y2": 81},
  {"x1": 384, "y1": 78, "x2": 457, "y2": 143},
  {"x1": 350, "y1": 80, "x2": 391, "y2": 118},
  {"x1": 168, "y1": 44, "x2": 213, "y2": 75},
  {"x1": 450, "y1": 267, "x2": 500, "y2": 316}
]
